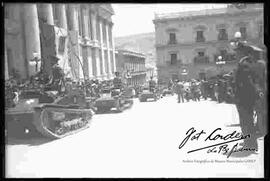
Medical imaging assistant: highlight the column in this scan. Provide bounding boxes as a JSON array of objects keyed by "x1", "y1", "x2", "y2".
[
  {"x1": 23, "y1": 4, "x2": 41, "y2": 77},
  {"x1": 99, "y1": 17, "x2": 106, "y2": 79},
  {"x1": 105, "y1": 21, "x2": 112, "y2": 79},
  {"x1": 55, "y1": 4, "x2": 67, "y2": 29},
  {"x1": 66, "y1": 5, "x2": 80, "y2": 81},
  {"x1": 81, "y1": 7, "x2": 89, "y2": 38},
  {"x1": 81, "y1": 7, "x2": 93, "y2": 79},
  {"x1": 67, "y1": 5, "x2": 79, "y2": 31},
  {"x1": 90, "y1": 12, "x2": 100, "y2": 78},
  {"x1": 37, "y1": 3, "x2": 54, "y2": 25},
  {"x1": 91, "y1": 47, "x2": 100, "y2": 78},
  {"x1": 90, "y1": 12, "x2": 97, "y2": 41},
  {"x1": 110, "y1": 24, "x2": 116, "y2": 74}
]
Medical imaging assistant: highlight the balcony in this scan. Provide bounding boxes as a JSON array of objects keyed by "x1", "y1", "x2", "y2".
[
  {"x1": 218, "y1": 34, "x2": 228, "y2": 41},
  {"x1": 193, "y1": 56, "x2": 210, "y2": 64},
  {"x1": 196, "y1": 37, "x2": 205, "y2": 43},
  {"x1": 165, "y1": 60, "x2": 182, "y2": 66},
  {"x1": 168, "y1": 40, "x2": 177, "y2": 45},
  {"x1": 213, "y1": 53, "x2": 237, "y2": 63}
]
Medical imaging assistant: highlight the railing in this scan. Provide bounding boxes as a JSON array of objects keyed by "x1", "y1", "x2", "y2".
[
  {"x1": 196, "y1": 37, "x2": 206, "y2": 42},
  {"x1": 165, "y1": 60, "x2": 182, "y2": 66},
  {"x1": 218, "y1": 34, "x2": 228, "y2": 41},
  {"x1": 213, "y1": 53, "x2": 237, "y2": 62},
  {"x1": 193, "y1": 56, "x2": 210, "y2": 64},
  {"x1": 168, "y1": 40, "x2": 177, "y2": 45}
]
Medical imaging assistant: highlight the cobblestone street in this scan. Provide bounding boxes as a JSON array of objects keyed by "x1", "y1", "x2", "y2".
[{"x1": 6, "y1": 96, "x2": 264, "y2": 178}]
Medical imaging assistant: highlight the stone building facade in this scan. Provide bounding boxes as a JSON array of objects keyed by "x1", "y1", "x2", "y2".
[
  {"x1": 115, "y1": 49, "x2": 147, "y2": 86},
  {"x1": 4, "y1": 3, "x2": 116, "y2": 81},
  {"x1": 153, "y1": 4, "x2": 264, "y2": 82}
]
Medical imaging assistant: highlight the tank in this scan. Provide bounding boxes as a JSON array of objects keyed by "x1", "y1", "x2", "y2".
[
  {"x1": 138, "y1": 87, "x2": 160, "y2": 102},
  {"x1": 5, "y1": 23, "x2": 95, "y2": 139},
  {"x1": 5, "y1": 77, "x2": 94, "y2": 139},
  {"x1": 94, "y1": 87, "x2": 133, "y2": 113}
]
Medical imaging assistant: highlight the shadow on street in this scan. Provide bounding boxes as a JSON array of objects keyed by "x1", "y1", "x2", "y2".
[{"x1": 6, "y1": 131, "x2": 53, "y2": 146}]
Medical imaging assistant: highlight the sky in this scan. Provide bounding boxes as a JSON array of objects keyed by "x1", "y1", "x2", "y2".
[{"x1": 112, "y1": 4, "x2": 228, "y2": 37}]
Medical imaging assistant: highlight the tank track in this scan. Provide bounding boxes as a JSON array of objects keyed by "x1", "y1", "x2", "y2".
[{"x1": 33, "y1": 105, "x2": 93, "y2": 139}]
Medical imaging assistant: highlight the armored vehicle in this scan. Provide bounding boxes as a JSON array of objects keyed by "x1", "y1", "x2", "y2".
[
  {"x1": 5, "y1": 76, "x2": 94, "y2": 139},
  {"x1": 94, "y1": 87, "x2": 133, "y2": 113},
  {"x1": 138, "y1": 87, "x2": 160, "y2": 102},
  {"x1": 5, "y1": 26, "x2": 94, "y2": 139}
]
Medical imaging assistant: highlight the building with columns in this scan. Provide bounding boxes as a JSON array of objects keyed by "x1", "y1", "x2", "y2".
[
  {"x1": 115, "y1": 49, "x2": 147, "y2": 86},
  {"x1": 4, "y1": 3, "x2": 116, "y2": 81},
  {"x1": 153, "y1": 4, "x2": 264, "y2": 82}
]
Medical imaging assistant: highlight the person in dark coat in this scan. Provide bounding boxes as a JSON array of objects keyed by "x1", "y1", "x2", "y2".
[
  {"x1": 234, "y1": 55, "x2": 258, "y2": 151},
  {"x1": 149, "y1": 76, "x2": 156, "y2": 93},
  {"x1": 46, "y1": 56, "x2": 65, "y2": 93},
  {"x1": 233, "y1": 38, "x2": 265, "y2": 152},
  {"x1": 175, "y1": 80, "x2": 184, "y2": 103},
  {"x1": 113, "y1": 72, "x2": 123, "y2": 90}
]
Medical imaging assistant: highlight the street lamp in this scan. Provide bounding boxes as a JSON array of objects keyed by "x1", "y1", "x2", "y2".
[{"x1": 216, "y1": 56, "x2": 226, "y2": 74}]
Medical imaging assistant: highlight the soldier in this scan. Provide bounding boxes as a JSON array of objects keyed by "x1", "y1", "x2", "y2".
[
  {"x1": 149, "y1": 76, "x2": 156, "y2": 93},
  {"x1": 249, "y1": 50, "x2": 267, "y2": 138},
  {"x1": 46, "y1": 56, "x2": 65, "y2": 93},
  {"x1": 113, "y1": 72, "x2": 123, "y2": 90},
  {"x1": 175, "y1": 80, "x2": 184, "y2": 103},
  {"x1": 232, "y1": 32, "x2": 266, "y2": 152},
  {"x1": 168, "y1": 79, "x2": 173, "y2": 90}
]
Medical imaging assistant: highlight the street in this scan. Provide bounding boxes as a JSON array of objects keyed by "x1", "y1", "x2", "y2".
[{"x1": 6, "y1": 96, "x2": 264, "y2": 178}]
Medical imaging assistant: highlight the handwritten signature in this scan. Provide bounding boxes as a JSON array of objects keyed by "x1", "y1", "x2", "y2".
[{"x1": 178, "y1": 127, "x2": 256, "y2": 158}]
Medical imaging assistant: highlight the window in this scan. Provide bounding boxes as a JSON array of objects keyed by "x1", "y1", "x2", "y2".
[
  {"x1": 198, "y1": 51, "x2": 205, "y2": 57},
  {"x1": 240, "y1": 27, "x2": 247, "y2": 39},
  {"x1": 170, "y1": 53, "x2": 177, "y2": 65},
  {"x1": 196, "y1": 31, "x2": 205, "y2": 42},
  {"x1": 169, "y1": 33, "x2": 177, "y2": 44},
  {"x1": 58, "y1": 36, "x2": 66, "y2": 54},
  {"x1": 218, "y1": 29, "x2": 228, "y2": 40}
]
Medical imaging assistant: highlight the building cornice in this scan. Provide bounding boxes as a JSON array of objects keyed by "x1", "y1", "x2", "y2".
[
  {"x1": 153, "y1": 8, "x2": 262, "y2": 24},
  {"x1": 117, "y1": 49, "x2": 146, "y2": 59},
  {"x1": 155, "y1": 37, "x2": 262, "y2": 49}
]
